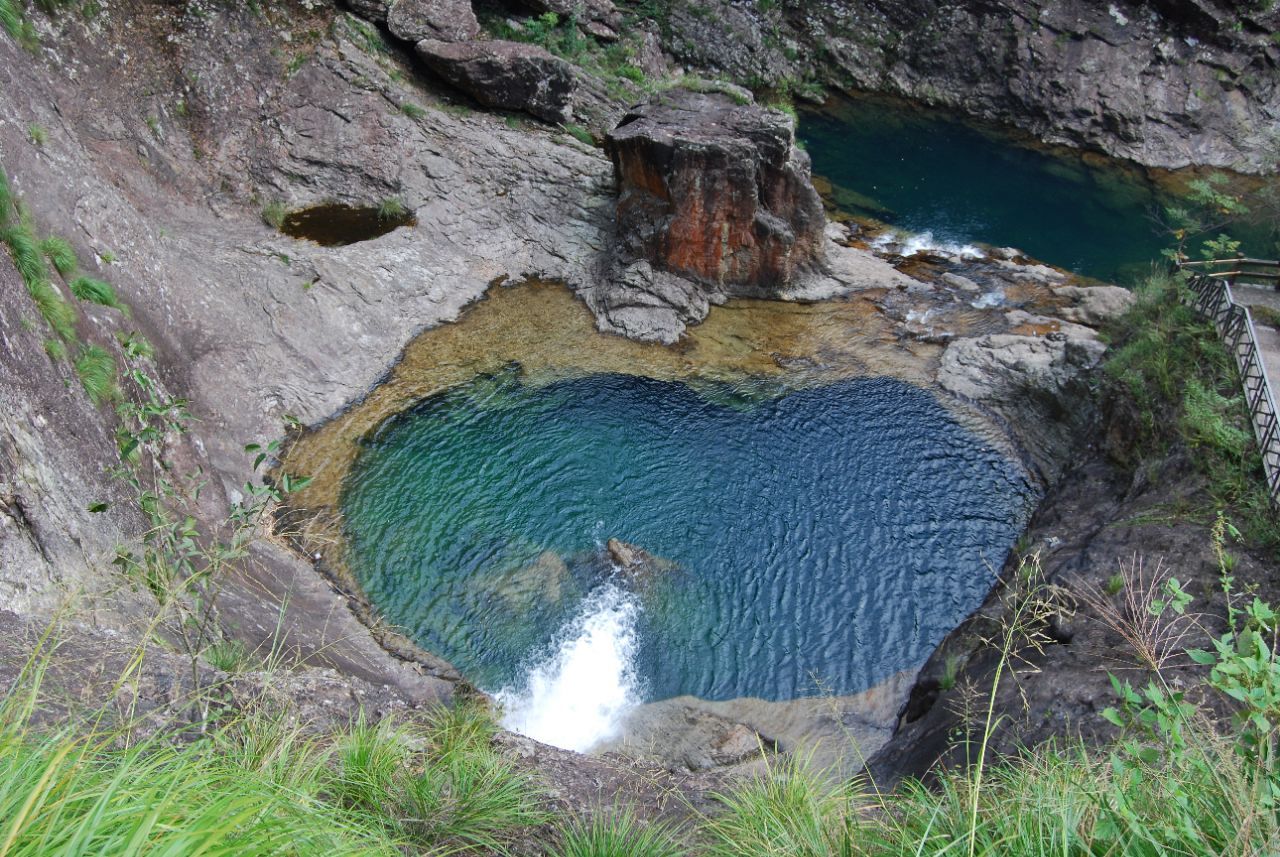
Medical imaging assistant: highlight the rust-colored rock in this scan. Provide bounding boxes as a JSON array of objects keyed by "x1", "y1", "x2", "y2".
[{"x1": 605, "y1": 89, "x2": 826, "y2": 294}]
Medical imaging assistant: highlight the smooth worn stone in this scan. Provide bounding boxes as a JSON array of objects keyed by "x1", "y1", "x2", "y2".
[
  {"x1": 387, "y1": 0, "x2": 481, "y2": 43},
  {"x1": 605, "y1": 89, "x2": 826, "y2": 295},
  {"x1": 414, "y1": 39, "x2": 578, "y2": 123}
]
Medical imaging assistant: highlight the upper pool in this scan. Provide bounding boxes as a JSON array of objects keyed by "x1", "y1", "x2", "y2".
[{"x1": 798, "y1": 96, "x2": 1174, "y2": 283}]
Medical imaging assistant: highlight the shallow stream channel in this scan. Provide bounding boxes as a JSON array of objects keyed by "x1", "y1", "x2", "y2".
[{"x1": 288, "y1": 96, "x2": 1195, "y2": 759}]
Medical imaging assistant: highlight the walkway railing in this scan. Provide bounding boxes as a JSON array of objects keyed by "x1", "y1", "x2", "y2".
[{"x1": 1180, "y1": 258, "x2": 1280, "y2": 505}]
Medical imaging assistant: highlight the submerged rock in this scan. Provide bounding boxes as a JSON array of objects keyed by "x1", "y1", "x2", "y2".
[
  {"x1": 414, "y1": 39, "x2": 577, "y2": 124},
  {"x1": 605, "y1": 538, "x2": 680, "y2": 591},
  {"x1": 605, "y1": 89, "x2": 827, "y2": 295},
  {"x1": 387, "y1": 0, "x2": 480, "y2": 43}
]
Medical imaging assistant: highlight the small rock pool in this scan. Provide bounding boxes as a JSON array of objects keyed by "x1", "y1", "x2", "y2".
[{"x1": 341, "y1": 371, "x2": 1034, "y2": 750}]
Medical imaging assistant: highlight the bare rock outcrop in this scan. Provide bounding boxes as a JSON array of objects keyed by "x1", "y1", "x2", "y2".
[
  {"x1": 387, "y1": 0, "x2": 480, "y2": 43},
  {"x1": 414, "y1": 39, "x2": 577, "y2": 123},
  {"x1": 605, "y1": 89, "x2": 826, "y2": 296}
]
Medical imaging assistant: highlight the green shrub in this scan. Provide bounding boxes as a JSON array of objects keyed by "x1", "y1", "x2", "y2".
[
  {"x1": 74, "y1": 344, "x2": 117, "y2": 404},
  {"x1": 39, "y1": 236, "x2": 76, "y2": 276}
]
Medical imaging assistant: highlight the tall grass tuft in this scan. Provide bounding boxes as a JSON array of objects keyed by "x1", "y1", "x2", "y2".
[
  {"x1": 550, "y1": 810, "x2": 684, "y2": 857},
  {"x1": 2, "y1": 222, "x2": 49, "y2": 287},
  {"x1": 701, "y1": 757, "x2": 859, "y2": 857},
  {"x1": 74, "y1": 344, "x2": 118, "y2": 404},
  {"x1": 28, "y1": 280, "x2": 78, "y2": 341},
  {"x1": 0, "y1": 169, "x2": 13, "y2": 225},
  {"x1": 333, "y1": 708, "x2": 547, "y2": 853},
  {"x1": 39, "y1": 236, "x2": 77, "y2": 276},
  {"x1": 69, "y1": 275, "x2": 128, "y2": 313}
]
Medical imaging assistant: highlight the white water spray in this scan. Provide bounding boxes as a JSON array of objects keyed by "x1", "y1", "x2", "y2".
[
  {"x1": 496, "y1": 583, "x2": 642, "y2": 753},
  {"x1": 872, "y1": 230, "x2": 986, "y2": 260}
]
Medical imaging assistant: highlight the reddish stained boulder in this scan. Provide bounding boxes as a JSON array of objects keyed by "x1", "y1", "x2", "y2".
[{"x1": 605, "y1": 89, "x2": 826, "y2": 294}]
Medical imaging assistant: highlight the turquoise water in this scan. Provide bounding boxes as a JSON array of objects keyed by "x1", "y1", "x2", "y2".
[
  {"x1": 798, "y1": 97, "x2": 1172, "y2": 283},
  {"x1": 342, "y1": 371, "x2": 1034, "y2": 703}
]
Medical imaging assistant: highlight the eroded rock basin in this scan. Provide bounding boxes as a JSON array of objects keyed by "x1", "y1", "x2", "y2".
[{"x1": 282, "y1": 279, "x2": 1080, "y2": 768}]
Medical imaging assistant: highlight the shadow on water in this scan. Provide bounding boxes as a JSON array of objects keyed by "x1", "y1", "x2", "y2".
[{"x1": 279, "y1": 203, "x2": 416, "y2": 246}]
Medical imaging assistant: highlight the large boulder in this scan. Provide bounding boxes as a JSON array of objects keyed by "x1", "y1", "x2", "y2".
[
  {"x1": 414, "y1": 39, "x2": 577, "y2": 124},
  {"x1": 387, "y1": 0, "x2": 480, "y2": 43},
  {"x1": 344, "y1": 0, "x2": 392, "y2": 23},
  {"x1": 512, "y1": 0, "x2": 623, "y2": 36},
  {"x1": 605, "y1": 89, "x2": 826, "y2": 295}
]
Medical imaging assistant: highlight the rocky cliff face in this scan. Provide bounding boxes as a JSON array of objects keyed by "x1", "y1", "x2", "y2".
[
  {"x1": 605, "y1": 89, "x2": 826, "y2": 295},
  {"x1": 663, "y1": 0, "x2": 1280, "y2": 172}
]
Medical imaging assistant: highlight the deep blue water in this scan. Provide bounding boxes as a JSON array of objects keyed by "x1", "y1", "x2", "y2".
[
  {"x1": 342, "y1": 372, "x2": 1034, "y2": 702},
  {"x1": 798, "y1": 96, "x2": 1172, "y2": 283}
]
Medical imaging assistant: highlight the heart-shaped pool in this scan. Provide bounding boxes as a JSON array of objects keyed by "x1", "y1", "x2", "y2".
[{"x1": 342, "y1": 370, "x2": 1034, "y2": 740}]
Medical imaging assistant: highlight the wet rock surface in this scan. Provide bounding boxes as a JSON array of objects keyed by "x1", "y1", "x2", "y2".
[
  {"x1": 606, "y1": 89, "x2": 826, "y2": 295},
  {"x1": 414, "y1": 39, "x2": 577, "y2": 123}
]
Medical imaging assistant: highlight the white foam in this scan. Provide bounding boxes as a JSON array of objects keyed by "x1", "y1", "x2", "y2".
[
  {"x1": 496, "y1": 583, "x2": 642, "y2": 753},
  {"x1": 872, "y1": 230, "x2": 986, "y2": 261}
]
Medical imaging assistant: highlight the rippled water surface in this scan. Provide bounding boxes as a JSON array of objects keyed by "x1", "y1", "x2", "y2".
[{"x1": 342, "y1": 372, "x2": 1035, "y2": 704}]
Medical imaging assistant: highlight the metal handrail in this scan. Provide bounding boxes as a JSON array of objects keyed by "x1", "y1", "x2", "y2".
[{"x1": 1181, "y1": 268, "x2": 1280, "y2": 505}]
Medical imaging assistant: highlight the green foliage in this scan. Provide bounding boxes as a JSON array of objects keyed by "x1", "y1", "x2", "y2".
[
  {"x1": 1163, "y1": 172, "x2": 1250, "y2": 260},
  {"x1": 562, "y1": 123, "x2": 595, "y2": 146},
  {"x1": 376, "y1": 197, "x2": 406, "y2": 221},
  {"x1": 332, "y1": 710, "x2": 547, "y2": 853},
  {"x1": 702, "y1": 758, "x2": 858, "y2": 857},
  {"x1": 0, "y1": 170, "x2": 12, "y2": 227},
  {"x1": 69, "y1": 275, "x2": 127, "y2": 313},
  {"x1": 26, "y1": 123, "x2": 47, "y2": 146},
  {"x1": 74, "y1": 344, "x2": 118, "y2": 404},
  {"x1": 2, "y1": 221, "x2": 49, "y2": 287},
  {"x1": 550, "y1": 810, "x2": 684, "y2": 857},
  {"x1": 39, "y1": 236, "x2": 76, "y2": 276},
  {"x1": 938, "y1": 653, "x2": 962, "y2": 691},
  {"x1": 28, "y1": 280, "x2": 78, "y2": 342},
  {"x1": 261, "y1": 200, "x2": 286, "y2": 229},
  {"x1": 1104, "y1": 571, "x2": 1126, "y2": 595},
  {"x1": 1102, "y1": 271, "x2": 1276, "y2": 549},
  {"x1": 43, "y1": 337, "x2": 66, "y2": 361},
  {"x1": 0, "y1": 0, "x2": 37, "y2": 48},
  {"x1": 116, "y1": 330, "x2": 154, "y2": 360},
  {"x1": 399, "y1": 102, "x2": 426, "y2": 120},
  {"x1": 204, "y1": 638, "x2": 252, "y2": 673}
]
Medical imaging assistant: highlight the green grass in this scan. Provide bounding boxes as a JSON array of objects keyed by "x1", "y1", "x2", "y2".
[
  {"x1": 39, "y1": 236, "x2": 76, "y2": 276},
  {"x1": 2, "y1": 221, "x2": 49, "y2": 286},
  {"x1": 69, "y1": 275, "x2": 128, "y2": 313},
  {"x1": 74, "y1": 344, "x2": 118, "y2": 403},
  {"x1": 204, "y1": 639, "x2": 252, "y2": 673},
  {"x1": 27, "y1": 123, "x2": 47, "y2": 146},
  {"x1": 28, "y1": 279, "x2": 78, "y2": 341},
  {"x1": 43, "y1": 337, "x2": 66, "y2": 360},
  {"x1": 399, "y1": 102, "x2": 426, "y2": 120},
  {"x1": 551, "y1": 811, "x2": 684, "y2": 857},
  {"x1": 376, "y1": 197, "x2": 407, "y2": 221},
  {"x1": 702, "y1": 757, "x2": 859, "y2": 856},
  {"x1": 261, "y1": 201, "x2": 286, "y2": 229},
  {"x1": 562, "y1": 123, "x2": 595, "y2": 146},
  {"x1": 0, "y1": 169, "x2": 13, "y2": 226}
]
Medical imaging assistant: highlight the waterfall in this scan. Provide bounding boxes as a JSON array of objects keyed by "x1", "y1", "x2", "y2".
[{"x1": 496, "y1": 583, "x2": 642, "y2": 753}]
